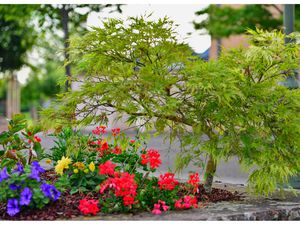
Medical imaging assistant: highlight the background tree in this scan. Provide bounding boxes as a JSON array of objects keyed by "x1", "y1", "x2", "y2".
[
  {"x1": 42, "y1": 16, "x2": 300, "y2": 195},
  {"x1": 36, "y1": 4, "x2": 123, "y2": 90},
  {"x1": 193, "y1": 4, "x2": 300, "y2": 38},
  {"x1": 0, "y1": 5, "x2": 37, "y2": 118}
]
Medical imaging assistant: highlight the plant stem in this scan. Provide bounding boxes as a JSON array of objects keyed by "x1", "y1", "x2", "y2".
[{"x1": 204, "y1": 154, "x2": 217, "y2": 193}]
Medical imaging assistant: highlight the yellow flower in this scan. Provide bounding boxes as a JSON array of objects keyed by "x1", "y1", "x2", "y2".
[
  {"x1": 84, "y1": 169, "x2": 89, "y2": 173},
  {"x1": 73, "y1": 162, "x2": 85, "y2": 170},
  {"x1": 55, "y1": 156, "x2": 72, "y2": 175},
  {"x1": 88, "y1": 162, "x2": 95, "y2": 172},
  {"x1": 73, "y1": 169, "x2": 79, "y2": 174}
]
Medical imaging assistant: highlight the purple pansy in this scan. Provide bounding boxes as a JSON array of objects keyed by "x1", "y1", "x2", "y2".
[
  {"x1": 0, "y1": 167, "x2": 9, "y2": 183},
  {"x1": 7, "y1": 198, "x2": 20, "y2": 217},
  {"x1": 12, "y1": 163, "x2": 24, "y2": 175},
  {"x1": 31, "y1": 161, "x2": 45, "y2": 173},
  {"x1": 40, "y1": 183, "x2": 61, "y2": 201},
  {"x1": 9, "y1": 184, "x2": 21, "y2": 191},
  {"x1": 28, "y1": 167, "x2": 41, "y2": 181},
  {"x1": 20, "y1": 187, "x2": 32, "y2": 206}
]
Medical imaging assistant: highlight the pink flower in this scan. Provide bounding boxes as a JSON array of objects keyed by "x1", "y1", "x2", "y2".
[{"x1": 152, "y1": 203, "x2": 162, "y2": 215}]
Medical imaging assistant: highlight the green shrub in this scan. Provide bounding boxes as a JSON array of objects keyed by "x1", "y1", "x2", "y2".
[
  {"x1": 0, "y1": 114, "x2": 45, "y2": 169},
  {"x1": 42, "y1": 16, "x2": 300, "y2": 195}
]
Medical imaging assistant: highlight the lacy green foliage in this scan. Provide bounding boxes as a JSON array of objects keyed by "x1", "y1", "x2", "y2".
[
  {"x1": 194, "y1": 4, "x2": 284, "y2": 38},
  {"x1": 42, "y1": 16, "x2": 300, "y2": 195},
  {"x1": 0, "y1": 114, "x2": 45, "y2": 169}
]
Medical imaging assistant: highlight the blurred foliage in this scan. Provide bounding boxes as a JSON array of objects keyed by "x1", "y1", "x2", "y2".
[
  {"x1": 21, "y1": 61, "x2": 64, "y2": 111},
  {"x1": 194, "y1": 4, "x2": 300, "y2": 38},
  {"x1": 0, "y1": 5, "x2": 37, "y2": 72},
  {"x1": 0, "y1": 4, "x2": 122, "y2": 115}
]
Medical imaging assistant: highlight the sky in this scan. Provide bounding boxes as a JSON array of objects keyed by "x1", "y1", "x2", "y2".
[{"x1": 17, "y1": 4, "x2": 211, "y2": 84}]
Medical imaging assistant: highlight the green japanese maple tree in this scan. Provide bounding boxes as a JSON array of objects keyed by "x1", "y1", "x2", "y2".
[{"x1": 42, "y1": 16, "x2": 300, "y2": 195}]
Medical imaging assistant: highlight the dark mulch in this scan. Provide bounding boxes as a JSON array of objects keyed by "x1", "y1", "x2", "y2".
[{"x1": 0, "y1": 170, "x2": 242, "y2": 220}]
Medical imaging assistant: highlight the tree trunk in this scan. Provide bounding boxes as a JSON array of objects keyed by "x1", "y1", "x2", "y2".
[
  {"x1": 6, "y1": 73, "x2": 20, "y2": 119},
  {"x1": 60, "y1": 5, "x2": 71, "y2": 92},
  {"x1": 204, "y1": 154, "x2": 217, "y2": 193}
]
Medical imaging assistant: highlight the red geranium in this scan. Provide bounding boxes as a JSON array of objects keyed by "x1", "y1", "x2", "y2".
[
  {"x1": 123, "y1": 195, "x2": 135, "y2": 206},
  {"x1": 112, "y1": 146, "x2": 122, "y2": 155},
  {"x1": 92, "y1": 126, "x2": 106, "y2": 135},
  {"x1": 140, "y1": 149, "x2": 161, "y2": 169},
  {"x1": 112, "y1": 128, "x2": 121, "y2": 136},
  {"x1": 114, "y1": 172, "x2": 137, "y2": 198},
  {"x1": 99, "y1": 171, "x2": 137, "y2": 207},
  {"x1": 79, "y1": 198, "x2": 100, "y2": 215},
  {"x1": 158, "y1": 172, "x2": 179, "y2": 191},
  {"x1": 99, "y1": 161, "x2": 117, "y2": 176},
  {"x1": 97, "y1": 141, "x2": 110, "y2": 157}
]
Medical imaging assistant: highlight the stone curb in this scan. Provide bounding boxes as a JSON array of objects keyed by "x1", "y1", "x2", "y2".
[{"x1": 69, "y1": 199, "x2": 300, "y2": 221}]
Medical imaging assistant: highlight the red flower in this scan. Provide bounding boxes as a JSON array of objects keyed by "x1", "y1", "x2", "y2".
[
  {"x1": 174, "y1": 196, "x2": 198, "y2": 209},
  {"x1": 34, "y1": 135, "x2": 41, "y2": 143},
  {"x1": 78, "y1": 198, "x2": 100, "y2": 215},
  {"x1": 188, "y1": 172, "x2": 200, "y2": 193},
  {"x1": 140, "y1": 149, "x2": 161, "y2": 169},
  {"x1": 112, "y1": 128, "x2": 121, "y2": 136},
  {"x1": 99, "y1": 171, "x2": 137, "y2": 207},
  {"x1": 130, "y1": 140, "x2": 135, "y2": 144},
  {"x1": 112, "y1": 146, "x2": 122, "y2": 155},
  {"x1": 97, "y1": 141, "x2": 110, "y2": 157},
  {"x1": 158, "y1": 172, "x2": 179, "y2": 191},
  {"x1": 99, "y1": 161, "x2": 117, "y2": 176},
  {"x1": 175, "y1": 199, "x2": 183, "y2": 209},
  {"x1": 114, "y1": 172, "x2": 137, "y2": 198},
  {"x1": 92, "y1": 126, "x2": 106, "y2": 135},
  {"x1": 123, "y1": 195, "x2": 135, "y2": 206}
]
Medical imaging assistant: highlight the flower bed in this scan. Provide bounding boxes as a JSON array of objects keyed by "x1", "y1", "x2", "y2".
[
  {"x1": 0, "y1": 170, "x2": 241, "y2": 220},
  {"x1": 0, "y1": 118, "x2": 241, "y2": 220}
]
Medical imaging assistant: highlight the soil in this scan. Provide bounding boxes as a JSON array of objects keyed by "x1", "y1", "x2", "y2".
[{"x1": 0, "y1": 170, "x2": 243, "y2": 220}]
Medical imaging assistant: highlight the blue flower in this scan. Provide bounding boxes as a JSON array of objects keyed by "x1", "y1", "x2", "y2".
[
  {"x1": 40, "y1": 183, "x2": 61, "y2": 201},
  {"x1": 31, "y1": 161, "x2": 45, "y2": 173},
  {"x1": 28, "y1": 167, "x2": 41, "y2": 181},
  {"x1": 9, "y1": 184, "x2": 21, "y2": 191},
  {"x1": 20, "y1": 187, "x2": 32, "y2": 206},
  {"x1": 12, "y1": 163, "x2": 24, "y2": 175},
  {"x1": 7, "y1": 198, "x2": 20, "y2": 217},
  {"x1": 0, "y1": 167, "x2": 9, "y2": 183}
]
